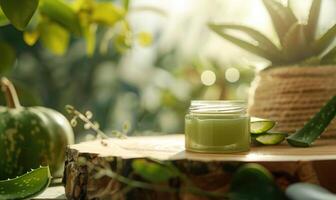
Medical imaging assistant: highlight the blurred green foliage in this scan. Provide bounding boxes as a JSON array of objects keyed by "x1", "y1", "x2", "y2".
[
  {"x1": 209, "y1": 0, "x2": 336, "y2": 67},
  {"x1": 0, "y1": 0, "x2": 256, "y2": 141}
]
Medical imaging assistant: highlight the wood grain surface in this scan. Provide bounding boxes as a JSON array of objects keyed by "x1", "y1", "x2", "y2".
[{"x1": 69, "y1": 134, "x2": 336, "y2": 162}]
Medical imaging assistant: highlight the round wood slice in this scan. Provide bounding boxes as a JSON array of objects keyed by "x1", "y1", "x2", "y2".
[{"x1": 63, "y1": 134, "x2": 336, "y2": 199}]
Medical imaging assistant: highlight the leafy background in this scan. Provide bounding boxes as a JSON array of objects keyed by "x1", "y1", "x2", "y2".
[{"x1": 1, "y1": 0, "x2": 336, "y2": 142}]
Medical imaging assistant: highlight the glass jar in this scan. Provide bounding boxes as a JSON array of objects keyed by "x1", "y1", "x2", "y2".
[{"x1": 185, "y1": 100, "x2": 250, "y2": 153}]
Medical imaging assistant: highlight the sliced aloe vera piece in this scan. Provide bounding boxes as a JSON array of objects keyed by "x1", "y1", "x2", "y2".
[
  {"x1": 250, "y1": 117, "x2": 276, "y2": 134},
  {"x1": 255, "y1": 133, "x2": 287, "y2": 145},
  {"x1": 287, "y1": 96, "x2": 336, "y2": 147},
  {"x1": 0, "y1": 166, "x2": 51, "y2": 200}
]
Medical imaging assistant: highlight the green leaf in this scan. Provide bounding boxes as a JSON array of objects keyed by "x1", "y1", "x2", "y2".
[
  {"x1": 305, "y1": 0, "x2": 322, "y2": 42},
  {"x1": 282, "y1": 23, "x2": 310, "y2": 61},
  {"x1": 22, "y1": 13, "x2": 40, "y2": 46},
  {"x1": 123, "y1": 0, "x2": 130, "y2": 11},
  {"x1": 0, "y1": 0, "x2": 38, "y2": 30},
  {"x1": 23, "y1": 30, "x2": 40, "y2": 46},
  {"x1": 0, "y1": 166, "x2": 51, "y2": 200},
  {"x1": 0, "y1": 7, "x2": 9, "y2": 26},
  {"x1": 262, "y1": 0, "x2": 297, "y2": 45},
  {"x1": 321, "y1": 46, "x2": 336, "y2": 64},
  {"x1": 0, "y1": 42, "x2": 15, "y2": 73},
  {"x1": 209, "y1": 24, "x2": 282, "y2": 63},
  {"x1": 39, "y1": 0, "x2": 81, "y2": 35},
  {"x1": 39, "y1": 20, "x2": 70, "y2": 55},
  {"x1": 287, "y1": 96, "x2": 336, "y2": 147},
  {"x1": 132, "y1": 159, "x2": 177, "y2": 183},
  {"x1": 312, "y1": 24, "x2": 336, "y2": 55},
  {"x1": 92, "y1": 3, "x2": 125, "y2": 26},
  {"x1": 209, "y1": 24, "x2": 281, "y2": 56},
  {"x1": 229, "y1": 163, "x2": 285, "y2": 200},
  {"x1": 83, "y1": 24, "x2": 97, "y2": 56}
]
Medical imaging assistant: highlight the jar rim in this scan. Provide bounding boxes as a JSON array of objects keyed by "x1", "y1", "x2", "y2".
[{"x1": 189, "y1": 100, "x2": 247, "y2": 114}]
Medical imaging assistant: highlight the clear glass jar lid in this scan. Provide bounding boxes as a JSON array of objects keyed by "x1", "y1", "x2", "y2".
[{"x1": 189, "y1": 100, "x2": 247, "y2": 114}]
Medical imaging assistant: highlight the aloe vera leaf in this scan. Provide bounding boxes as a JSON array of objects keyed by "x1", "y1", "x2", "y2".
[
  {"x1": 209, "y1": 24, "x2": 282, "y2": 63},
  {"x1": 208, "y1": 24, "x2": 281, "y2": 57},
  {"x1": 255, "y1": 133, "x2": 287, "y2": 145},
  {"x1": 39, "y1": 0, "x2": 81, "y2": 35},
  {"x1": 250, "y1": 119, "x2": 276, "y2": 134},
  {"x1": 262, "y1": 0, "x2": 297, "y2": 45},
  {"x1": 287, "y1": 96, "x2": 336, "y2": 147},
  {"x1": 305, "y1": 0, "x2": 322, "y2": 42},
  {"x1": 0, "y1": 166, "x2": 51, "y2": 200},
  {"x1": 286, "y1": 183, "x2": 336, "y2": 200},
  {"x1": 311, "y1": 24, "x2": 336, "y2": 55},
  {"x1": 282, "y1": 23, "x2": 310, "y2": 61},
  {"x1": 321, "y1": 46, "x2": 336, "y2": 64}
]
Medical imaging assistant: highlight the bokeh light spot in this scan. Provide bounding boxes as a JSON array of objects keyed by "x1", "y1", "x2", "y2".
[
  {"x1": 201, "y1": 70, "x2": 216, "y2": 86},
  {"x1": 225, "y1": 67, "x2": 240, "y2": 83}
]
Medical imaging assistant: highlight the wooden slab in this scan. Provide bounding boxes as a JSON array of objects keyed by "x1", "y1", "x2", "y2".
[
  {"x1": 33, "y1": 186, "x2": 66, "y2": 200},
  {"x1": 70, "y1": 134, "x2": 336, "y2": 162}
]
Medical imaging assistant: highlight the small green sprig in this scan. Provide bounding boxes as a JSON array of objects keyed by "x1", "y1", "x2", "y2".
[{"x1": 65, "y1": 105, "x2": 127, "y2": 139}]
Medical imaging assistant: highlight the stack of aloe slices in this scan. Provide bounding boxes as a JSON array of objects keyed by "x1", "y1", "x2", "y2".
[
  {"x1": 250, "y1": 95, "x2": 336, "y2": 147},
  {"x1": 250, "y1": 118, "x2": 288, "y2": 145}
]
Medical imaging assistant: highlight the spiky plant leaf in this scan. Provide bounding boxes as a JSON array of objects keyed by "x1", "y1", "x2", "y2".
[
  {"x1": 283, "y1": 23, "x2": 310, "y2": 62},
  {"x1": 287, "y1": 96, "x2": 336, "y2": 147},
  {"x1": 209, "y1": 24, "x2": 282, "y2": 63},
  {"x1": 312, "y1": 24, "x2": 336, "y2": 55},
  {"x1": 0, "y1": 166, "x2": 51, "y2": 200},
  {"x1": 305, "y1": 0, "x2": 322, "y2": 42},
  {"x1": 321, "y1": 46, "x2": 336, "y2": 64},
  {"x1": 209, "y1": 24, "x2": 281, "y2": 57},
  {"x1": 262, "y1": 0, "x2": 297, "y2": 45}
]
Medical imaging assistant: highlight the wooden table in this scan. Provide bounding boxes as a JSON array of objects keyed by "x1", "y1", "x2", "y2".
[
  {"x1": 33, "y1": 186, "x2": 66, "y2": 200},
  {"x1": 69, "y1": 134, "x2": 336, "y2": 162},
  {"x1": 61, "y1": 134, "x2": 336, "y2": 199}
]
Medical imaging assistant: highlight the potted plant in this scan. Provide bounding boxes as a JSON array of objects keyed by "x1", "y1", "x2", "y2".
[{"x1": 209, "y1": 0, "x2": 336, "y2": 137}]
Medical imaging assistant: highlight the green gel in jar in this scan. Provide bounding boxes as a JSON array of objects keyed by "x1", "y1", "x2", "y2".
[{"x1": 185, "y1": 101, "x2": 250, "y2": 153}]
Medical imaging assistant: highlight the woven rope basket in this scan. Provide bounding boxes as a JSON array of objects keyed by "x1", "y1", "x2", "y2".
[{"x1": 248, "y1": 66, "x2": 336, "y2": 138}]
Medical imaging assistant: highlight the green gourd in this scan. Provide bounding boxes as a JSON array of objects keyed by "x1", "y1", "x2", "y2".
[{"x1": 0, "y1": 77, "x2": 74, "y2": 179}]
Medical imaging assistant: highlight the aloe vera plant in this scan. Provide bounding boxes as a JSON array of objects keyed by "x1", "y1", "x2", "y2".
[
  {"x1": 209, "y1": 0, "x2": 336, "y2": 67},
  {"x1": 0, "y1": 166, "x2": 51, "y2": 200}
]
